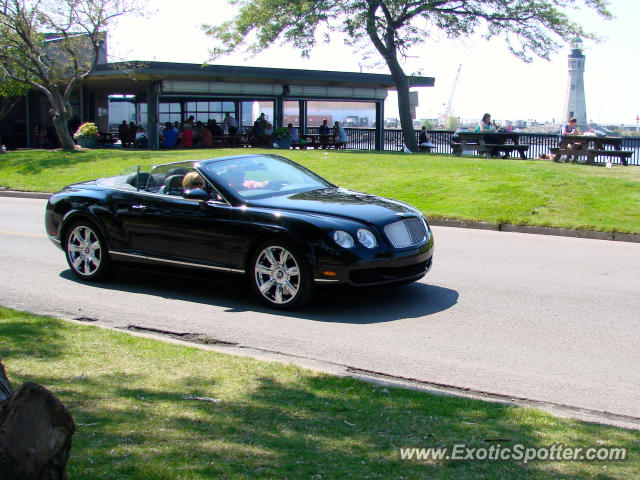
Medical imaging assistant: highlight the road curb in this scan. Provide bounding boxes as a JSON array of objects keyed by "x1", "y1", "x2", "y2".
[
  {"x1": 0, "y1": 190, "x2": 52, "y2": 200},
  {"x1": 2, "y1": 189, "x2": 639, "y2": 243},
  {"x1": 427, "y1": 218, "x2": 640, "y2": 243}
]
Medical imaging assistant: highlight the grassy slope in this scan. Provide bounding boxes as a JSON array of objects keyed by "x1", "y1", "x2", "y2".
[
  {"x1": 1, "y1": 307, "x2": 638, "y2": 479},
  {"x1": 1, "y1": 148, "x2": 639, "y2": 232}
]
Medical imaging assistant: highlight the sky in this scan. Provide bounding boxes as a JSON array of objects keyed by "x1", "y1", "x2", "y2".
[{"x1": 109, "y1": 0, "x2": 639, "y2": 126}]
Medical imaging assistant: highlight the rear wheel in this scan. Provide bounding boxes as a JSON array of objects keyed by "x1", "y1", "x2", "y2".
[
  {"x1": 64, "y1": 221, "x2": 112, "y2": 281},
  {"x1": 250, "y1": 241, "x2": 313, "y2": 309}
]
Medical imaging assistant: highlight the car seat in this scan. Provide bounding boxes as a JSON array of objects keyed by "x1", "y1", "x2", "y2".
[
  {"x1": 126, "y1": 172, "x2": 150, "y2": 189},
  {"x1": 161, "y1": 174, "x2": 184, "y2": 195}
]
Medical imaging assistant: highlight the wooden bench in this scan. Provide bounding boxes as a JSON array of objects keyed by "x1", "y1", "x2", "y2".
[
  {"x1": 481, "y1": 143, "x2": 530, "y2": 159},
  {"x1": 587, "y1": 149, "x2": 632, "y2": 166},
  {"x1": 291, "y1": 140, "x2": 311, "y2": 149},
  {"x1": 314, "y1": 141, "x2": 346, "y2": 150},
  {"x1": 550, "y1": 147, "x2": 632, "y2": 166},
  {"x1": 451, "y1": 141, "x2": 529, "y2": 159}
]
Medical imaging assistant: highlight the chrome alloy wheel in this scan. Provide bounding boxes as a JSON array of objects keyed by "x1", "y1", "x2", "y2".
[
  {"x1": 254, "y1": 246, "x2": 301, "y2": 305},
  {"x1": 67, "y1": 225, "x2": 102, "y2": 276}
]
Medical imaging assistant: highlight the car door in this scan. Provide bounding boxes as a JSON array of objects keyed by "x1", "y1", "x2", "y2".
[{"x1": 114, "y1": 191, "x2": 238, "y2": 271}]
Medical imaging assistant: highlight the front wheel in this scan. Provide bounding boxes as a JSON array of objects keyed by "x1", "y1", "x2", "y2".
[
  {"x1": 64, "y1": 221, "x2": 112, "y2": 281},
  {"x1": 250, "y1": 241, "x2": 313, "y2": 309}
]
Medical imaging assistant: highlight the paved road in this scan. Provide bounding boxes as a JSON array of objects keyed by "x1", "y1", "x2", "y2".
[{"x1": 1, "y1": 197, "x2": 639, "y2": 421}]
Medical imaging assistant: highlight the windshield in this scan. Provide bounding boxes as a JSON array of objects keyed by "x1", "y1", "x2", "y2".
[{"x1": 201, "y1": 155, "x2": 333, "y2": 199}]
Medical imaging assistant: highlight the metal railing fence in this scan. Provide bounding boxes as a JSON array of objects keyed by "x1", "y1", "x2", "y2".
[{"x1": 330, "y1": 128, "x2": 640, "y2": 166}]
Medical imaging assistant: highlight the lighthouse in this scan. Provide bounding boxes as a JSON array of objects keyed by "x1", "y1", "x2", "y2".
[{"x1": 563, "y1": 38, "x2": 587, "y2": 126}]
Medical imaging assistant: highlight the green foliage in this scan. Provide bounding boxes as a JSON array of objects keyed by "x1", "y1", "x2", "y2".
[
  {"x1": 205, "y1": 1, "x2": 611, "y2": 63},
  {"x1": 421, "y1": 118, "x2": 434, "y2": 130},
  {"x1": 73, "y1": 122, "x2": 99, "y2": 139},
  {"x1": 0, "y1": 77, "x2": 29, "y2": 120},
  {"x1": 1, "y1": 149, "x2": 639, "y2": 234},
  {"x1": 0, "y1": 78, "x2": 29, "y2": 99},
  {"x1": 274, "y1": 126, "x2": 291, "y2": 138},
  {"x1": 446, "y1": 116, "x2": 460, "y2": 131}
]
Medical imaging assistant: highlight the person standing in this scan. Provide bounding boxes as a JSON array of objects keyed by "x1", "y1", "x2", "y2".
[{"x1": 223, "y1": 113, "x2": 238, "y2": 135}]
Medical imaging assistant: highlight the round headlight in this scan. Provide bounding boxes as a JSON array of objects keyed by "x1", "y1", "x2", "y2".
[
  {"x1": 422, "y1": 217, "x2": 431, "y2": 243},
  {"x1": 333, "y1": 230, "x2": 354, "y2": 249},
  {"x1": 357, "y1": 228, "x2": 377, "y2": 249}
]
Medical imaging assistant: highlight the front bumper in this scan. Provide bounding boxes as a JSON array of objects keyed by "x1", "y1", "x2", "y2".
[{"x1": 314, "y1": 243, "x2": 434, "y2": 286}]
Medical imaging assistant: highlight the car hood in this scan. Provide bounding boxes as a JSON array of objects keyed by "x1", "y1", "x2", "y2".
[{"x1": 248, "y1": 188, "x2": 421, "y2": 225}]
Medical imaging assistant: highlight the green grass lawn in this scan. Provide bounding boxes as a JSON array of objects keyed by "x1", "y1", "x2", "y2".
[
  {"x1": 1, "y1": 307, "x2": 638, "y2": 479},
  {"x1": 1, "y1": 148, "x2": 640, "y2": 233}
]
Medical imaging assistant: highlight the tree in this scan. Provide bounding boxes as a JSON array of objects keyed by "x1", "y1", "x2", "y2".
[
  {"x1": 0, "y1": 0, "x2": 144, "y2": 150},
  {"x1": 0, "y1": 77, "x2": 28, "y2": 121},
  {"x1": 420, "y1": 118, "x2": 434, "y2": 130},
  {"x1": 204, "y1": 0, "x2": 611, "y2": 152}
]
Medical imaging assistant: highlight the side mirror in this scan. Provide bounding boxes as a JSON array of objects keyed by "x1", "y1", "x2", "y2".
[{"x1": 183, "y1": 188, "x2": 209, "y2": 201}]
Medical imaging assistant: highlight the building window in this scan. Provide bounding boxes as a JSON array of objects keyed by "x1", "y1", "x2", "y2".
[
  {"x1": 283, "y1": 101, "x2": 299, "y2": 126},
  {"x1": 158, "y1": 102, "x2": 182, "y2": 125},
  {"x1": 184, "y1": 101, "x2": 235, "y2": 123}
]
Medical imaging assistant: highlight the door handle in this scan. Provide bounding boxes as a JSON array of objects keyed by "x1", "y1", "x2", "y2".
[{"x1": 131, "y1": 204, "x2": 148, "y2": 211}]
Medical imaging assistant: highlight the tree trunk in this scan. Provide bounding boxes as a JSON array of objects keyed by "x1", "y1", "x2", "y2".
[
  {"x1": 52, "y1": 114, "x2": 79, "y2": 151},
  {"x1": 386, "y1": 60, "x2": 418, "y2": 152},
  {"x1": 364, "y1": 3, "x2": 418, "y2": 152},
  {"x1": 0, "y1": 360, "x2": 75, "y2": 480}
]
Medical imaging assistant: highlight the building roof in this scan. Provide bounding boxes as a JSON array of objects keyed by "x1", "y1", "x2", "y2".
[{"x1": 88, "y1": 61, "x2": 434, "y2": 93}]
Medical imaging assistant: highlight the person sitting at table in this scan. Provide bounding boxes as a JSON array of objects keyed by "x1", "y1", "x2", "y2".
[
  {"x1": 319, "y1": 119, "x2": 331, "y2": 148},
  {"x1": 264, "y1": 122, "x2": 274, "y2": 143},
  {"x1": 561, "y1": 117, "x2": 579, "y2": 136},
  {"x1": 179, "y1": 124, "x2": 193, "y2": 148},
  {"x1": 209, "y1": 119, "x2": 223, "y2": 137},
  {"x1": 198, "y1": 123, "x2": 213, "y2": 147},
  {"x1": 251, "y1": 116, "x2": 264, "y2": 144},
  {"x1": 134, "y1": 126, "x2": 148, "y2": 149},
  {"x1": 287, "y1": 123, "x2": 299, "y2": 141},
  {"x1": 476, "y1": 113, "x2": 504, "y2": 157},
  {"x1": 418, "y1": 126, "x2": 435, "y2": 151},
  {"x1": 161, "y1": 122, "x2": 177, "y2": 148},
  {"x1": 334, "y1": 121, "x2": 348, "y2": 145},
  {"x1": 476, "y1": 113, "x2": 495, "y2": 133}
]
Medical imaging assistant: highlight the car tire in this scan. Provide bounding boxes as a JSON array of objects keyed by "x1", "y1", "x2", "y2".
[
  {"x1": 249, "y1": 240, "x2": 313, "y2": 309},
  {"x1": 64, "y1": 220, "x2": 112, "y2": 281}
]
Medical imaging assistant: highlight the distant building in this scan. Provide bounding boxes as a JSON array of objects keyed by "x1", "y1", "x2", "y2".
[{"x1": 563, "y1": 38, "x2": 587, "y2": 125}]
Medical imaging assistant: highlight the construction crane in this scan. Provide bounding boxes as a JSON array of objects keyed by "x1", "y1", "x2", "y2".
[{"x1": 444, "y1": 64, "x2": 462, "y2": 121}]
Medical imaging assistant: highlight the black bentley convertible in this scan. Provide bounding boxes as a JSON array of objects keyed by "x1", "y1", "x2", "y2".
[{"x1": 45, "y1": 154, "x2": 434, "y2": 308}]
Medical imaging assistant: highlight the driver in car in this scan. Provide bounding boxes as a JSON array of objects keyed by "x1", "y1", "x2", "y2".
[{"x1": 182, "y1": 172, "x2": 205, "y2": 190}]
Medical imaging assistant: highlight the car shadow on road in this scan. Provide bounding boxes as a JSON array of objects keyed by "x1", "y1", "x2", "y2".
[{"x1": 59, "y1": 267, "x2": 458, "y2": 323}]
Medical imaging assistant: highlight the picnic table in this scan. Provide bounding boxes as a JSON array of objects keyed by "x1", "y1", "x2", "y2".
[
  {"x1": 98, "y1": 131, "x2": 119, "y2": 146},
  {"x1": 210, "y1": 134, "x2": 248, "y2": 147},
  {"x1": 451, "y1": 132, "x2": 530, "y2": 159},
  {"x1": 295, "y1": 133, "x2": 345, "y2": 149},
  {"x1": 550, "y1": 135, "x2": 631, "y2": 166}
]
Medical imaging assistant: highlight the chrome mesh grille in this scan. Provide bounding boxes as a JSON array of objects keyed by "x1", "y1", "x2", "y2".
[{"x1": 384, "y1": 218, "x2": 427, "y2": 248}]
